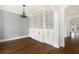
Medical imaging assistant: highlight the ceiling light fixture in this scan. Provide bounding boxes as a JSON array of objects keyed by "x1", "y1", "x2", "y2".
[{"x1": 20, "y1": 5, "x2": 27, "y2": 18}]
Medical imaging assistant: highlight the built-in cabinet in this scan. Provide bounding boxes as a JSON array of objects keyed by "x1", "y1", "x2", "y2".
[
  {"x1": 44, "y1": 9, "x2": 54, "y2": 44},
  {"x1": 29, "y1": 7, "x2": 59, "y2": 48}
]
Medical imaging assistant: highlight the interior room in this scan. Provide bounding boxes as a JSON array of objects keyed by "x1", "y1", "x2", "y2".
[{"x1": 0, "y1": 5, "x2": 79, "y2": 54}]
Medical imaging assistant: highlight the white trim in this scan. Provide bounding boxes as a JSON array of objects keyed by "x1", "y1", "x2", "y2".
[
  {"x1": 0, "y1": 35, "x2": 29, "y2": 42},
  {"x1": 32, "y1": 8, "x2": 45, "y2": 15}
]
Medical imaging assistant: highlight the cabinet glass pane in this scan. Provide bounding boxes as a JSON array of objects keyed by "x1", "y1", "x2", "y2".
[
  {"x1": 32, "y1": 11, "x2": 43, "y2": 29},
  {"x1": 46, "y1": 10, "x2": 54, "y2": 29}
]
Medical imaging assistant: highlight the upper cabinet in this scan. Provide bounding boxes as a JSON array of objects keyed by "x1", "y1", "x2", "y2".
[
  {"x1": 46, "y1": 9, "x2": 54, "y2": 29},
  {"x1": 32, "y1": 10, "x2": 43, "y2": 29}
]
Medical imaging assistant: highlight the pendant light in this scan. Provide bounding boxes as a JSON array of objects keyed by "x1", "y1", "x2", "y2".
[{"x1": 20, "y1": 5, "x2": 27, "y2": 18}]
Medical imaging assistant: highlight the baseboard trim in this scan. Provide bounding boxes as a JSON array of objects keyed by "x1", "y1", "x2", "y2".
[{"x1": 0, "y1": 35, "x2": 29, "y2": 42}]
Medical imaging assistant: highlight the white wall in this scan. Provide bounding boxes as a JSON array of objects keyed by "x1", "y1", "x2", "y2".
[
  {"x1": 0, "y1": 10, "x2": 4, "y2": 39},
  {"x1": 59, "y1": 6, "x2": 65, "y2": 47}
]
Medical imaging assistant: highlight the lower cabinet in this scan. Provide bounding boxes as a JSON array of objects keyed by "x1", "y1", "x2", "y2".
[
  {"x1": 29, "y1": 29, "x2": 54, "y2": 45},
  {"x1": 44, "y1": 29, "x2": 54, "y2": 45}
]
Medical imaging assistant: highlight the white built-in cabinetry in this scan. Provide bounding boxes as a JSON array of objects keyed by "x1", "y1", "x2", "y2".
[{"x1": 29, "y1": 7, "x2": 59, "y2": 48}]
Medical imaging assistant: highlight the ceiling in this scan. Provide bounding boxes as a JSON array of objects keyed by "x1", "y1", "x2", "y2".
[
  {"x1": 65, "y1": 5, "x2": 79, "y2": 16},
  {"x1": 0, "y1": 5, "x2": 45, "y2": 16},
  {"x1": 0, "y1": 5, "x2": 61, "y2": 16},
  {"x1": 1, "y1": 5, "x2": 79, "y2": 18}
]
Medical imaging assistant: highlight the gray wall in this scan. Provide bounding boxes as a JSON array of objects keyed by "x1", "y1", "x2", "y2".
[
  {"x1": 0, "y1": 10, "x2": 4, "y2": 39},
  {"x1": 0, "y1": 10, "x2": 29, "y2": 39}
]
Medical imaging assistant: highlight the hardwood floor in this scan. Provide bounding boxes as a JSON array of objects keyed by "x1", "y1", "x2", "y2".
[
  {"x1": 0, "y1": 37, "x2": 79, "y2": 54},
  {"x1": 0, "y1": 37, "x2": 55, "y2": 54}
]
